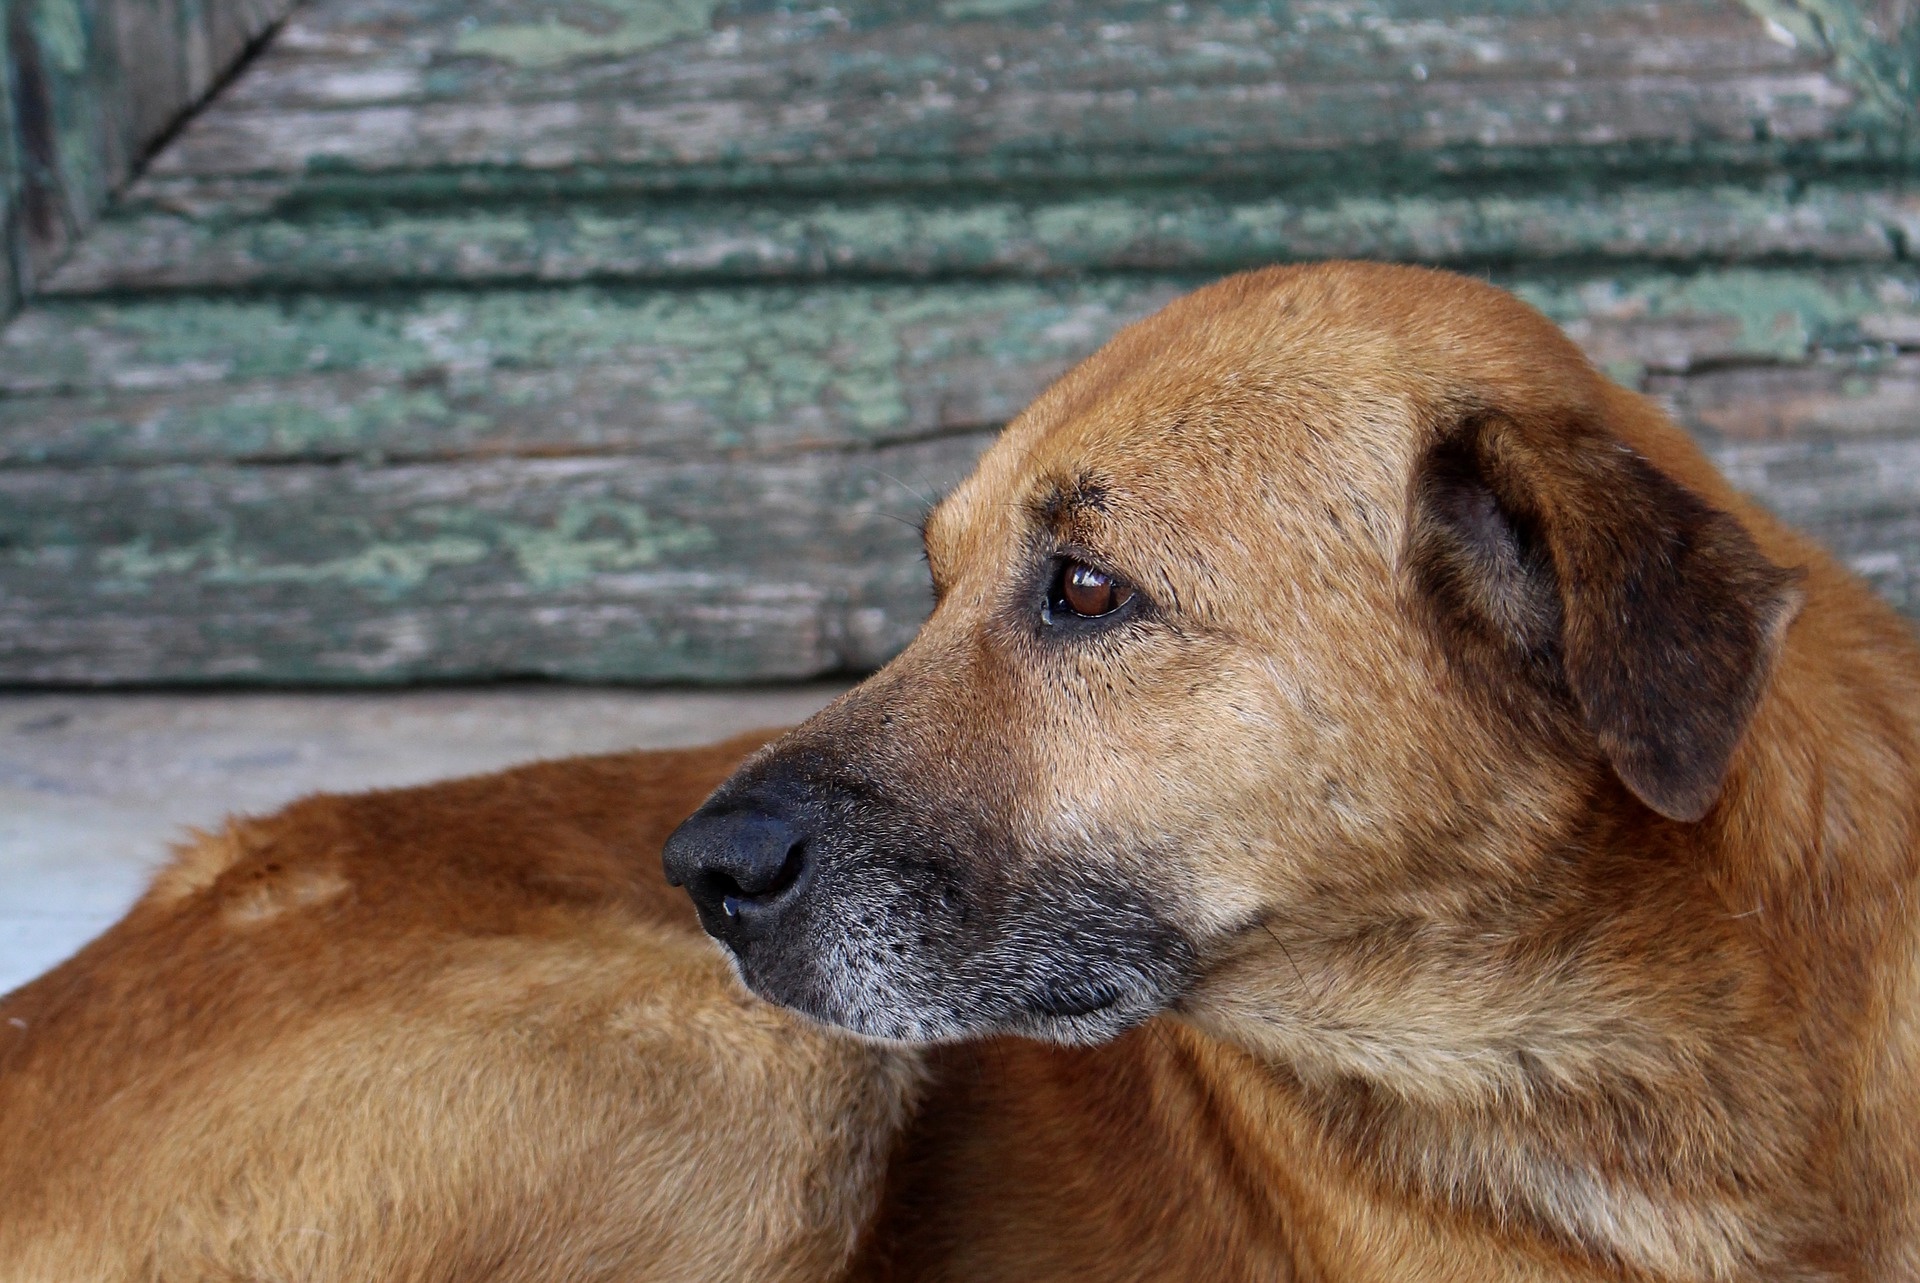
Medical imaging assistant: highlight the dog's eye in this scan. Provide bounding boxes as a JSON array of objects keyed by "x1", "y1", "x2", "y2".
[{"x1": 1052, "y1": 560, "x2": 1135, "y2": 620}]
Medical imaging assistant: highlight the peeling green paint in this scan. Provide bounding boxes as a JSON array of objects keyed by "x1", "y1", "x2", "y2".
[
  {"x1": 88, "y1": 500, "x2": 712, "y2": 597},
  {"x1": 95, "y1": 537, "x2": 208, "y2": 583},
  {"x1": 1512, "y1": 268, "x2": 1919, "y2": 379},
  {"x1": 454, "y1": 0, "x2": 720, "y2": 65},
  {"x1": 939, "y1": 0, "x2": 1046, "y2": 19},
  {"x1": 453, "y1": 500, "x2": 714, "y2": 588},
  {"x1": 97, "y1": 532, "x2": 492, "y2": 595},
  {"x1": 5, "y1": 269, "x2": 1918, "y2": 468},
  {"x1": 0, "y1": 280, "x2": 1185, "y2": 463}
]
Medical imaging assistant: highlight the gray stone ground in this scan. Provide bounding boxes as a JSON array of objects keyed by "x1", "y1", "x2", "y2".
[{"x1": 0, "y1": 685, "x2": 844, "y2": 995}]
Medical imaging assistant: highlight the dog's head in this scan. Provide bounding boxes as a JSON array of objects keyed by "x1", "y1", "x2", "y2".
[{"x1": 664, "y1": 263, "x2": 1801, "y2": 1047}]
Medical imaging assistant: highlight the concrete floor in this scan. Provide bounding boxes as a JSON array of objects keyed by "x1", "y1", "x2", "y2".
[{"x1": 0, "y1": 685, "x2": 844, "y2": 995}]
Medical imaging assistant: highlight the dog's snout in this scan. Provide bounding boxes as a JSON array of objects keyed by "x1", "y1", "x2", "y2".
[{"x1": 664, "y1": 807, "x2": 811, "y2": 945}]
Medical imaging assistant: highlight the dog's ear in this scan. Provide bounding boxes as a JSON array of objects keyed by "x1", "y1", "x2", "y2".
[{"x1": 1409, "y1": 412, "x2": 1802, "y2": 822}]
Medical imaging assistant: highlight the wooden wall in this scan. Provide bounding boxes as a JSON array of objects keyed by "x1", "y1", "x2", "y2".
[{"x1": 1, "y1": 0, "x2": 1916, "y2": 683}]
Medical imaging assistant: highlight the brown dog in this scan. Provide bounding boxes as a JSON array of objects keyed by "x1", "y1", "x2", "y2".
[
  {"x1": 667, "y1": 262, "x2": 1920, "y2": 1280},
  {"x1": 5, "y1": 262, "x2": 1918, "y2": 1281}
]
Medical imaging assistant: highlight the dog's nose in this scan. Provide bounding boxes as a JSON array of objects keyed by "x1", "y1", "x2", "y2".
[{"x1": 663, "y1": 808, "x2": 810, "y2": 945}]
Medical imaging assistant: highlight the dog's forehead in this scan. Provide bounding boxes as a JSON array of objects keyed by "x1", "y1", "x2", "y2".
[{"x1": 929, "y1": 350, "x2": 1418, "y2": 565}]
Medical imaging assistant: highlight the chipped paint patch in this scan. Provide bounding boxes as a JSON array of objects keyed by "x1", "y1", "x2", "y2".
[
  {"x1": 98, "y1": 533, "x2": 492, "y2": 595},
  {"x1": 940, "y1": 0, "x2": 1046, "y2": 19},
  {"x1": 1513, "y1": 268, "x2": 1917, "y2": 387},
  {"x1": 454, "y1": 0, "x2": 721, "y2": 66},
  {"x1": 483, "y1": 500, "x2": 715, "y2": 588},
  {"x1": 88, "y1": 500, "x2": 713, "y2": 598}
]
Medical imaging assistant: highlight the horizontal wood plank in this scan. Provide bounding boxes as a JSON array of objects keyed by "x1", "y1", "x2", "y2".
[
  {"x1": 129, "y1": 0, "x2": 1914, "y2": 206},
  {"x1": 1648, "y1": 353, "x2": 1920, "y2": 442},
  {"x1": 235, "y1": 0, "x2": 1831, "y2": 111},
  {"x1": 0, "y1": 280, "x2": 1184, "y2": 465},
  {"x1": 42, "y1": 182, "x2": 1920, "y2": 295},
  {"x1": 3, "y1": 268, "x2": 1915, "y2": 467},
  {"x1": 1, "y1": 418, "x2": 1913, "y2": 685},
  {"x1": 0, "y1": 436, "x2": 982, "y2": 683}
]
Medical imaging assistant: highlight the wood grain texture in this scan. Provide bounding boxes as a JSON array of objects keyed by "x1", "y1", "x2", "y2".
[
  {"x1": 0, "y1": 279, "x2": 1182, "y2": 465},
  {"x1": 38, "y1": 181, "x2": 1920, "y2": 295},
  {"x1": 0, "y1": 435, "x2": 980, "y2": 683},
  {"x1": 134, "y1": 0, "x2": 1912, "y2": 200},
  {"x1": 2, "y1": 269, "x2": 1913, "y2": 465}
]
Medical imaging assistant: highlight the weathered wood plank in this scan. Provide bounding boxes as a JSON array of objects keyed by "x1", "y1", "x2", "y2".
[
  {"x1": 229, "y1": 0, "x2": 1834, "y2": 110},
  {"x1": 1511, "y1": 267, "x2": 1920, "y2": 383},
  {"x1": 40, "y1": 182, "x2": 1920, "y2": 295},
  {"x1": 0, "y1": 149, "x2": 18, "y2": 318},
  {"x1": 4, "y1": 269, "x2": 1916, "y2": 467},
  {"x1": 1712, "y1": 436, "x2": 1920, "y2": 609},
  {"x1": 1649, "y1": 352, "x2": 1920, "y2": 442},
  {"x1": 0, "y1": 280, "x2": 1184, "y2": 464},
  {"x1": 132, "y1": 0, "x2": 1916, "y2": 205},
  {"x1": 0, "y1": 415, "x2": 1913, "y2": 686},
  {"x1": 0, "y1": 435, "x2": 982, "y2": 683}
]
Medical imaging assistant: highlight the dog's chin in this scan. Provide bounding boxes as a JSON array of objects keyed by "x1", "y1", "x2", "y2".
[{"x1": 730, "y1": 945, "x2": 1178, "y2": 1046}]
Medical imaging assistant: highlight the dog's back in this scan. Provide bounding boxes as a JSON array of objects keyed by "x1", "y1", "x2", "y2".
[{"x1": 0, "y1": 732, "x2": 919, "y2": 1283}]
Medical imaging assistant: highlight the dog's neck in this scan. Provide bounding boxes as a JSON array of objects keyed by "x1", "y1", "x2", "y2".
[{"x1": 1181, "y1": 654, "x2": 1920, "y2": 1279}]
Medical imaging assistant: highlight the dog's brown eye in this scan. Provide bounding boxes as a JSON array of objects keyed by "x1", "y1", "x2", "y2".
[{"x1": 1056, "y1": 561, "x2": 1134, "y2": 619}]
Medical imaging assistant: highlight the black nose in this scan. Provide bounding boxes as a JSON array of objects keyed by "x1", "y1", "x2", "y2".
[{"x1": 662, "y1": 807, "x2": 811, "y2": 946}]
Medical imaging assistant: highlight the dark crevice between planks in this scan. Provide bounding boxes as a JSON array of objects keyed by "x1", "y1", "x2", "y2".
[
  {"x1": 34, "y1": 253, "x2": 1920, "y2": 306},
  {"x1": 14, "y1": 256, "x2": 1920, "y2": 315},
  {"x1": 119, "y1": 147, "x2": 1920, "y2": 218},
  {"x1": 0, "y1": 420, "x2": 1011, "y2": 473},
  {"x1": 0, "y1": 673, "x2": 867, "y2": 695}
]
